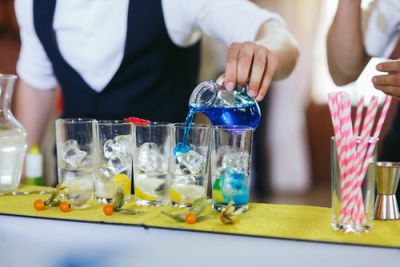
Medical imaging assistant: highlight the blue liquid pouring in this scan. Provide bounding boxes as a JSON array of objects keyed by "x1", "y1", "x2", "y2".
[
  {"x1": 176, "y1": 94, "x2": 260, "y2": 160},
  {"x1": 184, "y1": 104, "x2": 261, "y2": 130},
  {"x1": 178, "y1": 102, "x2": 260, "y2": 152}
]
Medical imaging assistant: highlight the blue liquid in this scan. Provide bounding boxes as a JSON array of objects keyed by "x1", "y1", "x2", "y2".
[
  {"x1": 173, "y1": 108, "x2": 197, "y2": 156},
  {"x1": 186, "y1": 104, "x2": 261, "y2": 129},
  {"x1": 212, "y1": 171, "x2": 249, "y2": 207},
  {"x1": 199, "y1": 105, "x2": 260, "y2": 129},
  {"x1": 176, "y1": 101, "x2": 260, "y2": 158}
]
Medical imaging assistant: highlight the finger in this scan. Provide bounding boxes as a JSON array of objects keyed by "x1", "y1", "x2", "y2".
[
  {"x1": 376, "y1": 60, "x2": 400, "y2": 72},
  {"x1": 247, "y1": 47, "x2": 267, "y2": 98},
  {"x1": 225, "y1": 43, "x2": 242, "y2": 90},
  {"x1": 216, "y1": 74, "x2": 225, "y2": 86},
  {"x1": 372, "y1": 74, "x2": 400, "y2": 86},
  {"x1": 255, "y1": 52, "x2": 277, "y2": 101},
  {"x1": 236, "y1": 42, "x2": 255, "y2": 86},
  {"x1": 374, "y1": 85, "x2": 400, "y2": 97}
]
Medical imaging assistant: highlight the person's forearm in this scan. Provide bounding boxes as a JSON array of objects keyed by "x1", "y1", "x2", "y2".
[
  {"x1": 13, "y1": 79, "x2": 56, "y2": 149},
  {"x1": 256, "y1": 20, "x2": 299, "y2": 80},
  {"x1": 327, "y1": 0, "x2": 370, "y2": 85}
]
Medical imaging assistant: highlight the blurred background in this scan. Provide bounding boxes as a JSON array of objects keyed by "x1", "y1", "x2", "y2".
[{"x1": 0, "y1": 0, "x2": 393, "y2": 207}]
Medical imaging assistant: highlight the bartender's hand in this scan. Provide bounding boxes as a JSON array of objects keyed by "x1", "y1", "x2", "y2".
[
  {"x1": 373, "y1": 60, "x2": 400, "y2": 99},
  {"x1": 222, "y1": 21, "x2": 299, "y2": 102},
  {"x1": 224, "y1": 41, "x2": 278, "y2": 102}
]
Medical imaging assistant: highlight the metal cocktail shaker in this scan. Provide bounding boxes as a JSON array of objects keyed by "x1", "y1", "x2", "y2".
[{"x1": 374, "y1": 162, "x2": 400, "y2": 220}]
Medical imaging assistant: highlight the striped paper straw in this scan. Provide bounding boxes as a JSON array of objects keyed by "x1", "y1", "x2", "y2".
[
  {"x1": 328, "y1": 93, "x2": 341, "y2": 143},
  {"x1": 353, "y1": 95, "x2": 392, "y2": 224},
  {"x1": 340, "y1": 93, "x2": 354, "y2": 184},
  {"x1": 353, "y1": 96, "x2": 365, "y2": 138},
  {"x1": 340, "y1": 96, "x2": 379, "y2": 224},
  {"x1": 328, "y1": 93, "x2": 345, "y2": 184},
  {"x1": 337, "y1": 93, "x2": 355, "y2": 224}
]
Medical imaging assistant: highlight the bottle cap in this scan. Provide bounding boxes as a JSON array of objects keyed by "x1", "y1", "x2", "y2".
[{"x1": 26, "y1": 144, "x2": 43, "y2": 178}]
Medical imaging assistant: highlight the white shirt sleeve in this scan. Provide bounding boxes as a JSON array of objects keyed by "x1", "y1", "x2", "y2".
[
  {"x1": 15, "y1": 0, "x2": 58, "y2": 90},
  {"x1": 364, "y1": 0, "x2": 400, "y2": 58},
  {"x1": 162, "y1": 0, "x2": 284, "y2": 47}
]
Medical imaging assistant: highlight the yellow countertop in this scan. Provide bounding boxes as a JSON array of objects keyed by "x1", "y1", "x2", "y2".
[{"x1": 0, "y1": 185, "x2": 399, "y2": 248}]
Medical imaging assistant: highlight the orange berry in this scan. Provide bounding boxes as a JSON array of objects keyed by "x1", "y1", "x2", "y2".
[
  {"x1": 59, "y1": 201, "x2": 71, "y2": 213},
  {"x1": 219, "y1": 212, "x2": 225, "y2": 223},
  {"x1": 103, "y1": 204, "x2": 114, "y2": 216},
  {"x1": 34, "y1": 199, "x2": 46, "y2": 211},
  {"x1": 185, "y1": 212, "x2": 197, "y2": 224}
]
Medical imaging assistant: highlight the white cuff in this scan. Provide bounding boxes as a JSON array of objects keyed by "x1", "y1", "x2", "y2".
[{"x1": 16, "y1": 60, "x2": 58, "y2": 91}]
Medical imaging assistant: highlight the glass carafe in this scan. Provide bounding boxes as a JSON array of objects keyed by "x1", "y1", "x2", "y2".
[
  {"x1": 0, "y1": 74, "x2": 27, "y2": 192},
  {"x1": 188, "y1": 80, "x2": 261, "y2": 129}
]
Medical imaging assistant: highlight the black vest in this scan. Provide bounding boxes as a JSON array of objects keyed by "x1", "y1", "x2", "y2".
[{"x1": 33, "y1": 0, "x2": 200, "y2": 122}]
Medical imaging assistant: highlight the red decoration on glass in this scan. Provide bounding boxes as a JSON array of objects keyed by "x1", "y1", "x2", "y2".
[{"x1": 124, "y1": 117, "x2": 151, "y2": 126}]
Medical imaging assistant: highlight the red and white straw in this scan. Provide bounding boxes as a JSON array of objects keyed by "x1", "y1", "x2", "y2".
[
  {"x1": 328, "y1": 92, "x2": 391, "y2": 228},
  {"x1": 352, "y1": 95, "x2": 392, "y2": 224},
  {"x1": 353, "y1": 96, "x2": 365, "y2": 138}
]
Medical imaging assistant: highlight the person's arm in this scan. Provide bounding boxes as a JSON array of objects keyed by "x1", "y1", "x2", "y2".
[
  {"x1": 163, "y1": 0, "x2": 299, "y2": 102},
  {"x1": 14, "y1": 0, "x2": 59, "y2": 148},
  {"x1": 224, "y1": 20, "x2": 299, "y2": 101},
  {"x1": 13, "y1": 79, "x2": 55, "y2": 149},
  {"x1": 327, "y1": 0, "x2": 370, "y2": 86}
]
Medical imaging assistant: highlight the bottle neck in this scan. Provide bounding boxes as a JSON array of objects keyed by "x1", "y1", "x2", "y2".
[
  {"x1": 189, "y1": 81, "x2": 219, "y2": 108},
  {"x1": 0, "y1": 75, "x2": 17, "y2": 123}
]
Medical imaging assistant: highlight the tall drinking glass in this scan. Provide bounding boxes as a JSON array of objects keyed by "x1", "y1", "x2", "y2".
[
  {"x1": 171, "y1": 123, "x2": 211, "y2": 207},
  {"x1": 331, "y1": 136, "x2": 377, "y2": 233},
  {"x1": 211, "y1": 126, "x2": 253, "y2": 211},
  {"x1": 56, "y1": 118, "x2": 96, "y2": 200},
  {"x1": 133, "y1": 122, "x2": 172, "y2": 206},
  {"x1": 94, "y1": 121, "x2": 133, "y2": 203}
]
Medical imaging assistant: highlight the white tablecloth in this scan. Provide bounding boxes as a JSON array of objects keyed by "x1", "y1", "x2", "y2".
[{"x1": 0, "y1": 215, "x2": 398, "y2": 267}]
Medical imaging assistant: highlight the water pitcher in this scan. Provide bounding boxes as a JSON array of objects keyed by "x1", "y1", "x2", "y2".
[{"x1": 0, "y1": 74, "x2": 27, "y2": 192}]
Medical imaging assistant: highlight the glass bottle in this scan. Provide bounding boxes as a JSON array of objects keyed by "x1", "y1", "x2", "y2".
[
  {"x1": 187, "y1": 80, "x2": 261, "y2": 129},
  {"x1": 0, "y1": 74, "x2": 27, "y2": 192}
]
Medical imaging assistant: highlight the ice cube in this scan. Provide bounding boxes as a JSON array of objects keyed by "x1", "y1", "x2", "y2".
[
  {"x1": 60, "y1": 169, "x2": 94, "y2": 199},
  {"x1": 173, "y1": 143, "x2": 193, "y2": 159},
  {"x1": 64, "y1": 139, "x2": 79, "y2": 151},
  {"x1": 103, "y1": 139, "x2": 115, "y2": 159},
  {"x1": 175, "y1": 162, "x2": 190, "y2": 175},
  {"x1": 222, "y1": 152, "x2": 249, "y2": 172},
  {"x1": 221, "y1": 177, "x2": 249, "y2": 205},
  {"x1": 139, "y1": 142, "x2": 158, "y2": 152},
  {"x1": 63, "y1": 147, "x2": 87, "y2": 168},
  {"x1": 225, "y1": 168, "x2": 246, "y2": 182},
  {"x1": 80, "y1": 155, "x2": 93, "y2": 168},
  {"x1": 235, "y1": 90, "x2": 254, "y2": 106},
  {"x1": 217, "y1": 90, "x2": 235, "y2": 107},
  {"x1": 114, "y1": 135, "x2": 133, "y2": 156},
  {"x1": 173, "y1": 175, "x2": 196, "y2": 185},
  {"x1": 179, "y1": 150, "x2": 205, "y2": 174},
  {"x1": 137, "y1": 142, "x2": 166, "y2": 172},
  {"x1": 108, "y1": 156, "x2": 128, "y2": 174},
  {"x1": 96, "y1": 166, "x2": 114, "y2": 182}
]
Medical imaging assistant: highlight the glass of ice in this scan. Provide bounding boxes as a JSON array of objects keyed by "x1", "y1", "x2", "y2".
[
  {"x1": 55, "y1": 118, "x2": 96, "y2": 200},
  {"x1": 94, "y1": 120, "x2": 133, "y2": 203},
  {"x1": 211, "y1": 125, "x2": 253, "y2": 211},
  {"x1": 171, "y1": 123, "x2": 211, "y2": 207},
  {"x1": 133, "y1": 122, "x2": 172, "y2": 206}
]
